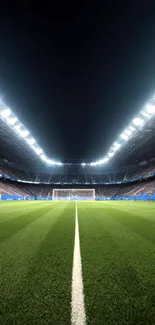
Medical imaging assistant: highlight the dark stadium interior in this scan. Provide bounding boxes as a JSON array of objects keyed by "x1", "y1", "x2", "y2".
[
  {"x1": 0, "y1": 3, "x2": 155, "y2": 200},
  {"x1": 2, "y1": 4, "x2": 155, "y2": 325},
  {"x1": 1, "y1": 2, "x2": 155, "y2": 160}
]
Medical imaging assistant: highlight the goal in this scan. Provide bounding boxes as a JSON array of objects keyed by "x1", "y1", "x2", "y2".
[{"x1": 52, "y1": 188, "x2": 95, "y2": 201}]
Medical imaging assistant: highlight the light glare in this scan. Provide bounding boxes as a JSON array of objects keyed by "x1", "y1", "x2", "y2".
[
  {"x1": 7, "y1": 117, "x2": 17, "y2": 125},
  {"x1": 133, "y1": 117, "x2": 144, "y2": 126},
  {"x1": 145, "y1": 104, "x2": 155, "y2": 114},
  {"x1": 108, "y1": 152, "x2": 114, "y2": 157},
  {"x1": 121, "y1": 133, "x2": 129, "y2": 141},
  {"x1": 0, "y1": 100, "x2": 63, "y2": 166},
  {"x1": 1, "y1": 108, "x2": 11, "y2": 118},
  {"x1": 26, "y1": 138, "x2": 35, "y2": 145}
]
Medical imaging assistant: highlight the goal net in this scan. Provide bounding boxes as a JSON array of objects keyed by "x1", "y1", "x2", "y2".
[{"x1": 52, "y1": 188, "x2": 95, "y2": 201}]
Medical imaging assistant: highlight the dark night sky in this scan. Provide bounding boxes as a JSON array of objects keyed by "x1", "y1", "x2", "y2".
[{"x1": 1, "y1": 2, "x2": 155, "y2": 161}]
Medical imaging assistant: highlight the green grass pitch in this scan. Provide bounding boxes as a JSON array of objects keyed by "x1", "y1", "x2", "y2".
[{"x1": 1, "y1": 200, "x2": 155, "y2": 324}]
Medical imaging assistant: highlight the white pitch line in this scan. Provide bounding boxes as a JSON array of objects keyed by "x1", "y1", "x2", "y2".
[{"x1": 71, "y1": 201, "x2": 86, "y2": 325}]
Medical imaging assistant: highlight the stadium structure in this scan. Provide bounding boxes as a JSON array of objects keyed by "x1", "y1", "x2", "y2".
[
  {"x1": 1, "y1": 95, "x2": 155, "y2": 325},
  {"x1": 1, "y1": 95, "x2": 155, "y2": 201}
]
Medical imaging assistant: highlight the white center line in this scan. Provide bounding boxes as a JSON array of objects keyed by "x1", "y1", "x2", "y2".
[{"x1": 71, "y1": 201, "x2": 86, "y2": 325}]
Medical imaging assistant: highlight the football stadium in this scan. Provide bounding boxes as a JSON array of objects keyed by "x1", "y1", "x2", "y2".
[
  {"x1": 1, "y1": 4, "x2": 155, "y2": 325},
  {"x1": 1, "y1": 94, "x2": 155, "y2": 325}
]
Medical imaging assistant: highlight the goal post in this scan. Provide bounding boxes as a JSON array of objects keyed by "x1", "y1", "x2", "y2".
[{"x1": 52, "y1": 188, "x2": 95, "y2": 201}]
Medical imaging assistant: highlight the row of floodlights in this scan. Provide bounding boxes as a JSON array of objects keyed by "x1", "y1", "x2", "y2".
[
  {"x1": 1, "y1": 98, "x2": 155, "y2": 167},
  {"x1": 81, "y1": 101, "x2": 155, "y2": 166},
  {"x1": 0, "y1": 103, "x2": 62, "y2": 166}
]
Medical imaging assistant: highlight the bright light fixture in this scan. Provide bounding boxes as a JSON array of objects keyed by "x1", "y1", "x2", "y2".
[
  {"x1": 46, "y1": 159, "x2": 55, "y2": 165},
  {"x1": 1, "y1": 108, "x2": 11, "y2": 118},
  {"x1": 7, "y1": 117, "x2": 17, "y2": 125},
  {"x1": 125, "y1": 129, "x2": 132, "y2": 136},
  {"x1": 121, "y1": 133, "x2": 129, "y2": 141},
  {"x1": 89, "y1": 94, "x2": 155, "y2": 166},
  {"x1": 14, "y1": 124, "x2": 29, "y2": 138},
  {"x1": 145, "y1": 103, "x2": 155, "y2": 114},
  {"x1": 108, "y1": 152, "x2": 114, "y2": 157},
  {"x1": 141, "y1": 110, "x2": 150, "y2": 118},
  {"x1": 26, "y1": 137, "x2": 35, "y2": 145},
  {"x1": 133, "y1": 117, "x2": 144, "y2": 126},
  {"x1": 90, "y1": 162, "x2": 97, "y2": 166},
  {"x1": 40, "y1": 154, "x2": 47, "y2": 161},
  {"x1": 113, "y1": 142, "x2": 121, "y2": 149},
  {"x1": 102, "y1": 157, "x2": 109, "y2": 163},
  {"x1": 22, "y1": 130, "x2": 29, "y2": 137},
  {"x1": 34, "y1": 147, "x2": 43, "y2": 155},
  {"x1": 128, "y1": 126, "x2": 135, "y2": 132},
  {"x1": 0, "y1": 99, "x2": 63, "y2": 166}
]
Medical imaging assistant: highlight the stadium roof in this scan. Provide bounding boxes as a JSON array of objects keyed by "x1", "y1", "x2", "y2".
[
  {"x1": 0, "y1": 96, "x2": 155, "y2": 168},
  {"x1": 87, "y1": 96, "x2": 155, "y2": 166},
  {"x1": 0, "y1": 100, "x2": 62, "y2": 166}
]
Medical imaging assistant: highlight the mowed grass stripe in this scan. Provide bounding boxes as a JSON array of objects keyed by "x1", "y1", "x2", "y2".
[
  {"x1": 0, "y1": 202, "x2": 67, "y2": 281},
  {"x1": 78, "y1": 201, "x2": 155, "y2": 325},
  {"x1": 0, "y1": 201, "x2": 75, "y2": 325},
  {"x1": 0, "y1": 201, "x2": 47, "y2": 223},
  {"x1": 0, "y1": 202, "x2": 60, "y2": 243},
  {"x1": 107, "y1": 203, "x2": 155, "y2": 245},
  {"x1": 109, "y1": 201, "x2": 155, "y2": 219}
]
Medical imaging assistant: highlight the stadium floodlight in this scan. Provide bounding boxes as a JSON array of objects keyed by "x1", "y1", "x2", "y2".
[
  {"x1": 90, "y1": 94, "x2": 155, "y2": 166},
  {"x1": 14, "y1": 124, "x2": 21, "y2": 131},
  {"x1": 90, "y1": 162, "x2": 98, "y2": 166},
  {"x1": 0, "y1": 99, "x2": 63, "y2": 166},
  {"x1": 40, "y1": 154, "x2": 47, "y2": 161},
  {"x1": 100, "y1": 157, "x2": 109, "y2": 163},
  {"x1": 133, "y1": 117, "x2": 144, "y2": 126},
  {"x1": 6, "y1": 117, "x2": 17, "y2": 125},
  {"x1": 145, "y1": 103, "x2": 155, "y2": 115},
  {"x1": 14, "y1": 124, "x2": 29, "y2": 138},
  {"x1": 1, "y1": 108, "x2": 11, "y2": 118},
  {"x1": 33, "y1": 147, "x2": 43, "y2": 155},
  {"x1": 26, "y1": 137, "x2": 35, "y2": 145},
  {"x1": 113, "y1": 142, "x2": 121, "y2": 149},
  {"x1": 121, "y1": 133, "x2": 129, "y2": 141},
  {"x1": 90, "y1": 157, "x2": 109, "y2": 166},
  {"x1": 40, "y1": 155, "x2": 57, "y2": 165},
  {"x1": 121, "y1": 128, "x2": 133, "y2": 141},
  {"x1": 21, "y1": 130, "x2": 29, "y2": 137},
  {"x1": 46, "y1": 159, "x2": 55, "y2": 165},
  {"x1": 141, "y1": 110, "x2": 150, "y2": 118},
  {"x1": 128, "y1": 126, "x2": 135, "y2": 132},
  {"x1": 125, "y1": 129, "x2": 133, "y2": 136},
  {"x1": 108, "y1": 152, "x2": 114, "y2": 157},
  {"x1": 56, "y1": 162, "x2": 63, "y2": 166}
]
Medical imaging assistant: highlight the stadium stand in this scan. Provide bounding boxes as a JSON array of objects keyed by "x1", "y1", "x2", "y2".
[
  {"x1": 1, "y1": 161, "x2": 155, "y2": 184},
  {"x1": 0, "y1": 180, "x2": 30, "y2": 196},
  {"x1": 1, "y1": 101, "x2": 155, "y2": 200},
  {"x1": 1, "y1": 178, "x2": 155, "y2": 199}
]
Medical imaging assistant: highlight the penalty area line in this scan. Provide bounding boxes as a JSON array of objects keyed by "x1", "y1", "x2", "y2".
[{"x1": 71, "y1": 201, "x2": 86, "y2": 325}]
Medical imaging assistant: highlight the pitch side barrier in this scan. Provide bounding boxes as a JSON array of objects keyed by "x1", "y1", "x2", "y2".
[
  {"x1": 0, "y1": 194, "x2": 54, "y2": 201},
  {"x1": 1, "y1": 195, "x2": 155, "y2": 201},
  {"x1": 96, "y1": 194, "x2": 155, "y2": 201},
  {"x1": 0, "y1": 194, "x2": 34, "y2": 200}
]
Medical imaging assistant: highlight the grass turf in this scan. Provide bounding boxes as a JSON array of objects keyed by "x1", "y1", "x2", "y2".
[
  {"x1": 1, "y1": 200, "x2": 155, "y2": 324},
  {"x1": 0, "y1": 201, "x2": 75, "y2": 325},
  {"x1": 78, "y1": 201, "x2": 155, "y2": 325}
]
